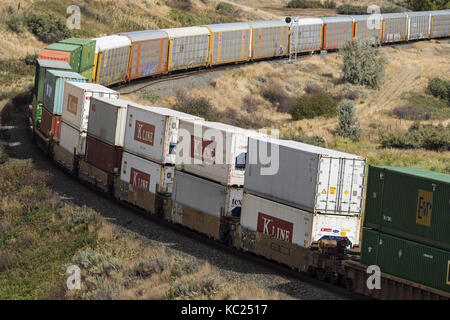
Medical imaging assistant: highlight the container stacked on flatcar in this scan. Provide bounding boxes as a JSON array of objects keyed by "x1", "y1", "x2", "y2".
[
  {"x1": 79, "y1": 98, "x2": 130, "y2": 193},
  {"x1": 235, "y1": 137, "x2": 366, "y2": 271},
  {"x1": 361, "y1": 166, "x2": 450, "y2": 293},
  {"x1": 170, "y1": 121, "x2": 252, "y2": 239},
  {"x1": 56, "y1": 82, "x2": 119, "y2": 171},
  {"x1": 118, "y1": 105, "x2": 203, "y2": 215},
  {"x1": 40, "y1": 70, "x2": 87, "y2": 140},
  {"x1": 59, "y1": 38, "x2": 97, "y2": 81}
]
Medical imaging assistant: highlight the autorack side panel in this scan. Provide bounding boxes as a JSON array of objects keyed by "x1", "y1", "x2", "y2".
[
  {"x1": 248, "y1": 20, "x2": 289, "y2": 59},
  {"x1": 381, "y1": 12, "x2": 408, "y2": 43}
]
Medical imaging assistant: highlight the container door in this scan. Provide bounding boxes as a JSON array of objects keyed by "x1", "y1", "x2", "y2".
[
  {"x1": 337, "y1": 158, "x2": 365, "y2": 215},
  {"x1": 315, "y1": 157, "x2": 341, "y2": 213}
]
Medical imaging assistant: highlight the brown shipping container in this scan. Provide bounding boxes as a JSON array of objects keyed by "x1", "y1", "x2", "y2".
[
  {"x1": 85, "y1": 135, "x2": 123, "y2": 174},
  {"x1": 40, "y1": 107, "x2": 61, "y2": 139}
]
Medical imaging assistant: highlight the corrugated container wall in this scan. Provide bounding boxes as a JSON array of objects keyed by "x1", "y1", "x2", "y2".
[
  {"x1": 178, "y1": 120, "x2": 250, "y2": 186},
  {"x1": 121, "y1": 151, "x2": 174, "y2": 194},
  {"x1": 321, "y1": 16, "x2": 354, "y2": 50},
  {"x1": 431, "y1": 10, "x2": 450, "y2": 38},
  {"x1": 92, "y1": 35, "x2": 131, "y2": 86},
  {"x1": 202, "y1": 23, "x2": 251, "y2": 65},
  {"x1": 381, "y1": 12, "x2": 408, "y2": 43},
  {"x1": 59, "y1": 121, "x2": 86, "y2": 155},
  {"x1": 62, "y1": 82, "x2": 119, "y2": 132},
  {"x1": 40, "y1": 107, "x2": 61, "y2": 139},
  {"x1": 123, "y1": 105, "x2": 203, "y2": 165},
  {"x1": 120, "y1": 30, "x2": 168, "y2": 80},
  {"x1": 85, "y1": 135, "x2": 123, "y2": 174},
  {"x1": 44, "y1": 70, "x2": 87, "y2": 115},
  {"x1": 364, "y1": 166, "x2": 450, "y2": 251},
  {"x1": 172, "y1": 170, "x2": 243, "y2": 218},
  {"x1": 240, "y1": 192, "x2": 361, "y2": 248},
  {"x1": 360, "y1": 229, "x2": 450, "y2": 293},
  {"x1": 248, "y1": 21, "x2": 289, "y2": 59},
  {"x1": 407, "y1": 12, "x2": 431, "y2": 40},
  {"x1": 87, "y1": 97, "x2": 129, "y2": 146},
  {"x1": 59, "y1": 38, "x2": 96, "y2": 71},
  {"x1": 162, "y1": 27, "x2": 210, "y2": 71},
  {"x1": 290, "y1": 18, "x2": 323, "y2": 53},
  {"x1": 353, "y1": 15, "x2": 383, "y2": 44},
  {"x1": 38, "y1": 50, "x2": 72, "y2": 66},
  {"x1": 244, "y1": 138, "x2": 366, "y2": 215},
  {"x1": 34, "y1": 59, "x2": 71, "y2": 104},
  {"x1": 45, "y1": 43, "x2": 82, "y2": 72}
]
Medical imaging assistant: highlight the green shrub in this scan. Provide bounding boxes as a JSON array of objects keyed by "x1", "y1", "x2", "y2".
[
  {"x1": 24, "y1": 13, "x2": 72, "y2": 43},
  {"x1": 175, "y1": 89, "x2": 217, "y2": 121},
  {"x1": 7, "y1": 15, "x2": 24, "y2": 33},
  {"x1": 216, "y1": 2, "x2": 236, "y2": 14},
  {"x1": 261, "y1": 84, "x2": 292, "y2": 113},
  {"x1": 340, "y1": 40, "x2": 388, "y2": 89},
  {"x1": 427, "y1": 77, "x2": 450, "y2": 103},
  {"x1": 289, "y1": 93, "x2": 337, "y2": 120},
  {"x1": 287, "y1": 0, "x2": 324, "y2": 8},
  {"x1": 281, "y1": 130, "x2": 326, "y2": 147},
  {"x1": 337, "y1": 4, "x2": 367, "y2": 14},
  {"x1": 379, "y1": 123, "x2": 450, "y2": 151},
  {"x1": 335, "y1": 101, "x2": 362, "y2": 141},
  {"x1": 407, "y1": 0, "x2": 450, "y2": 11}
]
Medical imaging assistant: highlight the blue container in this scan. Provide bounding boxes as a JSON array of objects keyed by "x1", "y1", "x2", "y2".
[{"x1": 43, "y1": 70, "x2": 87, "y2": 115}]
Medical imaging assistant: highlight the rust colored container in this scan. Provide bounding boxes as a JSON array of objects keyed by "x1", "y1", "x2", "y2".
[
  {"x1": 40, "y1": 107, "x2": 61, "y2": 139},
  {"x1": 85, "y1": 135, "x2": 123, "y2": 174},
  {"x1": 38, "y1": 49, "x2": 71, "y2": 65}
]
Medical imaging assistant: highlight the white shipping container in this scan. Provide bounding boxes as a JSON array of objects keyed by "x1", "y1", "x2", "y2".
[
  {"x1": 121, "y1": 151, "x2": 174, "y2": 194},
  {"x1": 87, "y1": 97, "x2": 134, "y2": 146},
  {"x1": 172, "y1": 170, "x2": 243, "y2": 218},
  {"x1": 59, "y1": 121, "x2": 86, "y2": 155},
  {"x1": 61, "y1": 82, "x2": 119, "y2": 132},
  {"x1": 124, "y1": 104, "x2": 203, "y2": 165},
  {"x1": 245, "y1": 138, "x2": 366, "y2": 216},
  {"x1": 240, "y1": 192, "x2": 361, "y2": 248},
  {"x1": 178, "y1": 120, "x2": 252, "y2": 186}
]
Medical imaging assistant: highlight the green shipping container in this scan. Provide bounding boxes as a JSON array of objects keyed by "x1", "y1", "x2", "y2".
[
  {"x1": 361, "y1": 228, "x2": 450, "y2": 293},
  {"x1": 45, "y1": 43, "x2": 82, "y2": 72},
  {"x1": 364, "y1": 166, "x2": 450, "y2": 251},
  {"x1": 34, "y1": 59, "x2": 72, "y2": 104},
  {"x1": 59, "y1": 38, "x2": 96, "y2": 71},
  {"x1": 79, "y1": 66, "x2": 94, "y2": 82}
]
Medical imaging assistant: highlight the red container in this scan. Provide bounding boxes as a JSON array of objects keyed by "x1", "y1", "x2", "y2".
[
  {"x1": 85, "y1": 135, "x2": 123, "y2": 174},
  {"x1": 40, "y1": 107, "x2": 61, "y2": 139},
  {"x1": 38, "y1": 49, "x2": 71, "y2": 64}
]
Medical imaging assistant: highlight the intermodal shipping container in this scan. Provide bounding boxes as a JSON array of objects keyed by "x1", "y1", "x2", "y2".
[
  {"x1": 40, "y1": 107, "x2": 61, "y2": 139},
  {"x1": 240, "y1": 192, "x2": 361, "y2": 248},
  {"x1": 201, "y1": 23, "x2": 252, "y2": 65},
  {"x1": 248, "y1": 20, "x2": 289, "y2": 59},
  {"x1": 290, "y1": 18, "x2": 323, "y2": 53},
  {"x1": 121, "y1": 151, "x2": 174, "y2": 194},
  {"x1": 178, "y1": 120, "x2": 252, "y2": 186},
  {"x1": 172, "y1": 170, "x2": 243, "y2": 219},
  {"x1": 360, "y1": 228, "x2": 450, "y2": 293},
  {"x1": 364, "y1": 166, "x2": 450, "y2": 251},
  {"x1": 43, "y1": 70, "x2": 87, "y2": 115},
  {"x1": 430, "y1": 10, "x2": 450, "y2": 38},
  {"x1": 321, "y1": 16, "x2": 354, "y2": 50},
  {"x1": 244, "y1": 137, "x2": 366, "y2": 215},
  {"x1": 45, "y1": 43, "x2": 82, "y2": 72},
  {"x1": 87, "y1": 98, "x2": 130, "y2": 147},
  {"x1": 353, "y1": 14, "x2": 383, "y2": 44},
  {"x1": 119, "y1": 30, "x2": 169, "y2": 80},
  {"x1": 123, "y1": 104, "x2": 203, "y2": 165},
  {"x1": 38, "y1": 50, "x2": 72, "y2": 66},
  {"x1": 161, "y1": 27, "x2": 211, "y2": 71},
  {"x1": 79, "y1": 66, "x2": 94, "y2": 82},
  {"x1": 33, "y1": 103, "x2": 43, "y2": 126},
  {"x1": 61, "y1": 82, "x2": 119, "y2": 132},
  {"x1": 92, "y1": 35, "x2": 131, "y2": 86},
  {"x1": 407, "y1": 11, "x2": 432, "y2": 40},
  {"x1": 381, "y1": 12, "x2": 408, "y2": 43},
  {"x1": 59, "y1": 38, "x2": 96, "y2": 71},
  {"x1": 85, "y1": 135, "x2": 123, "y2": 174},
  {"x1": 59, "y1": 121, "x2": 86, "y2": 155},
  {"x1": 34, "y1": 59, "x2": 71, "y2": 104}
]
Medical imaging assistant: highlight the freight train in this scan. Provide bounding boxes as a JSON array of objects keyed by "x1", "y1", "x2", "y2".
[{"x1": 28, "y1": 10, "x2": 450, "y2": 300}]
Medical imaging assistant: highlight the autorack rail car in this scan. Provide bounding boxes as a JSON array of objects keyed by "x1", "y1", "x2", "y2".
[{"x1": 28, "y1": 9, "x2": 450, "y2": 300}]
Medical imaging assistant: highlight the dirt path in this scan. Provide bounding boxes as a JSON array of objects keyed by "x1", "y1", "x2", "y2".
[{"x1": 222, "y1": 0, "x2": 285, "y2": 20}]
